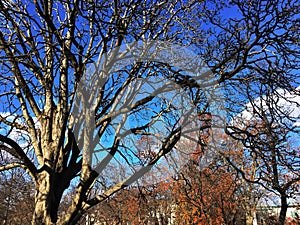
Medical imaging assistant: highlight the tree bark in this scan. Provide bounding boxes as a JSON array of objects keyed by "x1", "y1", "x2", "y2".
[
  {"x1": 278, "y1": 194, "x2": 288, "y2": 225},
  {"x1": 32, "y1": 170, "x2": 57, "y2": 225},
  {"x1": 246, "y1": 214, "x2": 254, "y2": 225}
]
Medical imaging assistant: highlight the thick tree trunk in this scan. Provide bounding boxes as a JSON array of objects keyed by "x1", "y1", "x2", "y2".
[
  {"x1": 278, "y1": 194, "x2": 288, "y2": 225},
  {"x1": 32, "y1": 170, "x2": 58, "y2": 225},
  {"x1": 31, "y1": 175, "x2": 85, "y2": 225}
]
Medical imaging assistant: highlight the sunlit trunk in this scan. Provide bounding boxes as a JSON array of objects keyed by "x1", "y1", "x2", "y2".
[
  {"x1": 32, "y1": 171, "x2": 57, "y2": 225},
  {"x1": 245, "y1": 201, "x2": 256, "y2": 225},
  {"x1": 246, "y1": 214, "x2": 254, "y2": 225}
]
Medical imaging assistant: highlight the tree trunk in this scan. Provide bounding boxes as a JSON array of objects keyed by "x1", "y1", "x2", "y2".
[
  {"x1": 278, "y1": 194, "x2": 288, "y2": 225},
  {"x1": 245, "y1": 202, "x2": 256, "y2": 225},
  {"x1": 246, "y1": 214, "x2": 254, "y2": 225},
  {"x1": 32, "y1": 170, "x2": 58, "y2": 225}
]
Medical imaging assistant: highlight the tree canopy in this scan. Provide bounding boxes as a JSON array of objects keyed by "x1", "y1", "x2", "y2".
[{"x1": 0, "y1": 0, "x2": 299, "y2": 224}]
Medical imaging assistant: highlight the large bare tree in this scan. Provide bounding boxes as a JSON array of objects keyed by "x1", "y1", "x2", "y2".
[
  {"x1": 0, "y1": 0, "x2": 299, "y2": 225},
  {"x1": 0, "y1": 1, "x2": 210, "y2": 224}
]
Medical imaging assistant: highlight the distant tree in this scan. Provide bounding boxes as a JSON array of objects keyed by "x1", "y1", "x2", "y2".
[
  {"x1": 170, "y1": 141, "x2": 249, "y2": 225},
  {"x1": 0, "y1": 168, "x2": 34, "y2": 225}
]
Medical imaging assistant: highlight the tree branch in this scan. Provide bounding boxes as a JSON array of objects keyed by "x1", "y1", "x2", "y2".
[{"x1": 0, "y1": 134, "x2": 37, "y2": 180}]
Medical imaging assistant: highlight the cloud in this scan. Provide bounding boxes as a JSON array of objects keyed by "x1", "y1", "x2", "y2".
[
  {"x1": 0, "y1": 112, "x2": 40, "y2": 150},
  {"x1": 232, "y1": 87, "x2": 300, "y2": 128}
]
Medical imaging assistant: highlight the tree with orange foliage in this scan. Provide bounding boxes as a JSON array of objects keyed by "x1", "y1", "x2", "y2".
[
  {"x1": 0, "y1": 168, "x2": 35, "y2": 225},
  {"x1": 171, "y1": 153, "x2": 245, "y2": 225}
]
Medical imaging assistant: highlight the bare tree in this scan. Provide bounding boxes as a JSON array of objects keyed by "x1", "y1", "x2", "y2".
[
  {"x1": 0, "y1": 1, "x2": 209, "y2": 224},
  {"x1": 0, "y1": 0, "x2": 299, "y2": 225},
  {"x1": 226, "y1": 85, "x2": 300, "y2": 225},
  {"x1": 199, "y1": 1, "x2": 300, "y2": 224},
  {"x1": 0, "y1": 168, "x2": 35, "y2": 225}
]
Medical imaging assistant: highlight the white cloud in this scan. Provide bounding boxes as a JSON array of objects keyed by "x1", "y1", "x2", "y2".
[
  {"x1": 0, "y1": 113, "x2": 40, "y2": 149},
  {"x1": 232, "y1": 87, "x2": 300, "y2": 128}
]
